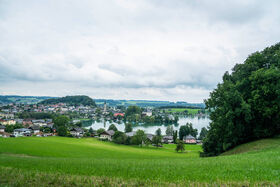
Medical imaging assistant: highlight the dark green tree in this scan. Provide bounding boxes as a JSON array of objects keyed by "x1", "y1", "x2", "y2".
[
  {"x1": 131, "y1": 130, "x2": 146, "y2": 147},
  {"x1": 179, "y1": 123, "x2": 198, "y2": 140},
  {"x1": 76, "y1": 121, "x2": 82, "y2": 127},
  {"x1": 173, "y1": 130, "x2": 178, "y2": 143},
  {"x1": 125, "y1": 123, "x2": 132, "y2": 133},
  {"x1": 175, "y1": 140, "x2": 185, "y2": 152},
  {"x1": 125, "y1": 106, "x2": 142, "y2": 116},
  {"x1": 152, "y1": 135, "x2": 162, "y2": 147},
  {"x1": 155, "y1": 128, "x2": 162, "y2": 136},
  {"x1": 165, "y1": 125, "x2": 174, "y2": 136},
  {"x1": 97, "y1": 128, "x2": 105, "y2": 136},
  {"x1": 57, "y1": 126, "x2": 68, "y2": 136},
  {"x1": 198, "y1": 127, "x2": 208, "y2": 140},
  {"x1": 108, "y1": 124, "x2": 118, "y2": 131},
  {"x1": 112, "y1": 131, "x2": 127, "y2": 144},
  {"x1": 89, "y1": 127, "x2": 94, "y2": 135},
  {"x1": 54, "y1": 115, "x2": 69, "y2": 128},
  {"x1": 203, "y1": 43, "x2": 280, "y2": 156}
]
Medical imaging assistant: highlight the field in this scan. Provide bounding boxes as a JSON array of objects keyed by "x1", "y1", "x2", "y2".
[
  {"x1": 163, "y1": 108, "x2": 200, "y2": 115},
  {"x1": 1, "y1": 137, "x2": 280, "y2": 186}
]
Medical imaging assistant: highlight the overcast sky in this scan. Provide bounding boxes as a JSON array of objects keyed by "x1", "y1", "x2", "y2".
[{"x1": 0, "y1": 0, "x2": 279, "y2": 102}]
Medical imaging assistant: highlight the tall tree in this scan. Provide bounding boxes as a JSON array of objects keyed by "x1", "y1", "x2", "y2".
[
  {"x1": 179, "y1": 123, "x2": 198, "y2": 140},
  {"x1": 108, "y1": 124, "x2": 118, "y2": 131},
  {"x1": 165, "y1": 125, "x2": 174, "y2": 136},
  {"x1": 203, "y1": 43, "x2": 280, "y2": 156},
  {"x1": 125, "y1": 123, "x2": 133, "y2": 133},
  {"x1": 54, "y1": 115, "x2": 69, "y2": 128},
  {"x1": 155, "y1": 128, "x2": 162, "y2": 136},
  {"x1": 173, "y1": 130, "x2": 178, "y2": 143},
  {"x1": 152, "y1": 135, "x2": 162, "y2": 147},
  {"x1": 131, "y1": 130, "x2": 146, "y2": 147},
  {"x1": 175, "y1": 140, "x2": 185, "y2": 153},
  {"x1": 198, "y1": 127, "x2": 208, "y2": 140}
]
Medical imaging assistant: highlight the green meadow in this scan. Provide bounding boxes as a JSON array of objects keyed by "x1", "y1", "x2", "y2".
[
  {"x1": 163, "y1": 108, "x2": 200, "y2": 115},
  {"x1": 1, "y1": 137, "x2": 280, "y2": 186}
]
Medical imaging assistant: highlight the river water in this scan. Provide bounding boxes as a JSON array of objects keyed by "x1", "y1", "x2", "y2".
[{"x1": 88, "y1": 116, "x2": 210, "y2": 134}]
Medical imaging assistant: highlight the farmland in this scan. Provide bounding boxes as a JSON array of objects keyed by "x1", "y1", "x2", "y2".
[
  {"x1": 162, "y1": 108, "x2": 201, "y2": 115},
  {"x1": 1, "y1": 137, "x2": 280, "y2": 186}
]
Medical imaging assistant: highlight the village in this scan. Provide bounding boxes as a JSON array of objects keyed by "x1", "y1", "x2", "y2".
[{"x1": 0, "y1": 101, "x2": 203, "y2": 145}]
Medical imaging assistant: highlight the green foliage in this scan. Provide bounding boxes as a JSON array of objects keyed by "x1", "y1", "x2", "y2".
[
  {"x1": 175, "y1": 140, "x2": 185, "y2": 152},
  {"x1": 131, "y1": 130, "x2": 146, "y2": 146},
  {"x1": 112, "y1": 131, "x2": 127, "y2": 144},
  {"x1": 173, "y1": 130, "x2": 178, "y2": 143},
  {"x1": 40, "y1": 95, "x2": 96, "y2": 106},
  {"x1": 125, "y1": 106, "x2": 142, "y2": 116},
  {"x1": 179, "y1": 123, "x2": 198, "y2": 140},
  {"x1": 124, "y1": 123, "x2": 132, "y2": 133},
  {"x1": 75, "y1": 122, "x2": 82, "y2": 127},
  {"x1": 108, "y1": 124, "x2": 118, "y2": 131},
  {"x1": 4, "y1": 123, "x2": 23, "y2": 133},
  {"x1": 203, "y1": 43, "x2": 280, "y2": 156},
  {"x1": 155, "y1": 128, "x2": 161, "y2": 136},
  {"x1": 198, "y1": 127, "x2": 208, "y2": 140},
  {"x1": 40, "y1": 126, "x2": 52, "y2": 133},
  {"x1": 165, "y1": 125, "x2": 174, "y2": 136},
  {"x1": 97, "y1": 128, "x2": 105, "y2": 136},
  {"x1": 18, "y1": 112, "x2": 53, "y2": 119},
  {"x1": 152, "y1": 135, "x2": 162, "y2": 147},
  {"x1": 57, "y1": 126, "x2": 68, "y2": 136},
  {"x1": 54, "y1": 115, "x2": 69, "y2": 128},
  {"x1": 89, "y1": 127, "x2": 94, "y2": 135}
]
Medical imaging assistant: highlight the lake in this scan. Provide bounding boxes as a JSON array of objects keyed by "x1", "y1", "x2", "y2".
[{"x1": 88, "y1": 116, "x2": 210, "y2": 134}]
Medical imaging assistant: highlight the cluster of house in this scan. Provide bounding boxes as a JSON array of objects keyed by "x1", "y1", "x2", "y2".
[
  {"x1": 98, "y1": 130, "x2": 201, "y2": 144},
  {"x1": 0, "y1": 124, "x2": 53, "y2": 138},
  {"x1": 0, "y1": 102, "x2": 128, "y2": 123},
  {"x1": 0, "y1": 122, "x2": 202, "y2": 145},
  {"x1": 0, "y1": 124, "x2": 86, "y2": 138}
]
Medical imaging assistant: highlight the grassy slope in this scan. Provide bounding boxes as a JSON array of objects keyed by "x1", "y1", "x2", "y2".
[
  {"x1": 221, "y1": 137, "x2": 280, "y2": 156},
  {"x1": 1, "y1": 137, "x2": 280, "y2": 186}
]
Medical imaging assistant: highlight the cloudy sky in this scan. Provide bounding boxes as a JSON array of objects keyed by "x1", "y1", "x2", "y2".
[{"x1": 0, "y1": 0, "x2": 279, "y2": 102}]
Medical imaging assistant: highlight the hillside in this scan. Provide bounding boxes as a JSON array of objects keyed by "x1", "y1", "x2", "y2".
[
  {"x1": 95, "y1": 99, "x2": 205, "y2": 108},
  {"x1": 39, "y1": 95, "x2": 96, "y2": 106},
  {"x1": 0, "y1": 95, "x2": 54, "y2": 104},
  {"x1": 221, "y1": 137, "x2": 280, "y2": 156},
  {"x1": 1, "y1": 137, "x2": 280, "y2": 186}
]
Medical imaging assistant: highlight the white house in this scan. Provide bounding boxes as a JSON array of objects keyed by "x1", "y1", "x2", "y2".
[
  {"x1": 29, "y1": 126, "x2": 41, "y2": 134},
  {"x1": 0, "y1": 125, "x2": 5, "y2": 132},
  {"x1": 183, "y1": 135, "x2": 196, "y2": 144},
  {"x1": 162, "y1": 135, "x2": 173, "y2": 143},
  {"x1": 100, "y1": 130, "x2": 115, "y2": 141},
  {"x1": 13, "y1": 128, "x2": 32, "y2": 137},
  {"x1": 70, "y1": 127, "x2": 84, "y2": 137}
]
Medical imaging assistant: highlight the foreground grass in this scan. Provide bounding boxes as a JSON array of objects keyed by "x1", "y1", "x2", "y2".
[{"x1": 1, "y1": 137, "x2": 280, "y2": 186}]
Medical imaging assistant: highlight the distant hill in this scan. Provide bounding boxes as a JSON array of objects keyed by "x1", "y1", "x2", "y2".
[
  {"x1": 0, "y1": 95, "x2": 205, "y2": 108},
  {"x1": 39, "y1": 95, "x2": 96, "y2": 106},
  {"x1": 95, "y1": 99, "x2": 205, "y2": 108},
  {"x1": 0, "y1": 95, "x2": 55, "y2": 104}
]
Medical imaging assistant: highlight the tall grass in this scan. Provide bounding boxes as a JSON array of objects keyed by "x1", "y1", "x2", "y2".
[{"x1": 1, "y1": 137, "x2": 280, "y2": 186}]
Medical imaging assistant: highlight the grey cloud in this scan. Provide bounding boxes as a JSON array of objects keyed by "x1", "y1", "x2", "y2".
[{"x1": 0, "y1": 0, "x2": 280, "y2": 102}]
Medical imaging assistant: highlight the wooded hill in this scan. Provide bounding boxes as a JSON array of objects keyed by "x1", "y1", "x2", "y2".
[{"x1": 39, "y1": 95, "x2": 96, "y2": 106}]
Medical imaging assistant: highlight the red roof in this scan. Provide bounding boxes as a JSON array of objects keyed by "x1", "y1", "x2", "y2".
[{"x1": 114, "y1": 113, "x2": 124, "y2": 117}]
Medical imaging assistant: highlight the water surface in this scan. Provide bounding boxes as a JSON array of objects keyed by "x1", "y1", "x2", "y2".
[{"x1": 88, "y1": 116, "x2": 210, "y2": 134}]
